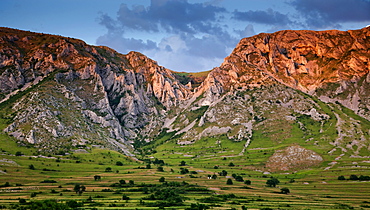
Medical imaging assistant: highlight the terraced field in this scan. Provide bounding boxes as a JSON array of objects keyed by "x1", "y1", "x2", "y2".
[{"x1": 0, "y1": 130, "x2": 369, "y2": 209}]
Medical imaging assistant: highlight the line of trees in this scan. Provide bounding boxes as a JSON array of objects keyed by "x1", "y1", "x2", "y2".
[{"x1": 338, "y1": 175, "x2": 370, "y2": 181}]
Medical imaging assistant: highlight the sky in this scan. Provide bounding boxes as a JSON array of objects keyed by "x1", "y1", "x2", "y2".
[{"x1": 1, "y1": 0, "x2": 369, "y2": 72}]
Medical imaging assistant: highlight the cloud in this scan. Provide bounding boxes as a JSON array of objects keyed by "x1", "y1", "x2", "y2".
[
  {"x1": 290, "y1": 0, "x2": 370, "y2": 28},
  {"x1": 114, "y1": 0, "x2": 226, "y2": 34},
  {"x1": 96, "y1": 0, "x2": 236, "y2": 72},
  {"x1": 96, "y1": 33, "x2": 158, "y2": 53},
  {"x1": 141, "y1": 33, "x2": 237, "y2": 71},
  {"x1": 235, "y1": 24, "x2": 256, "y2": 38},
  {"x1": 232, "y1": 8, "x2": 293, "y2": 26},
  {"x1": 145, "y1": 35, "x2": 225, "y2": 71}
]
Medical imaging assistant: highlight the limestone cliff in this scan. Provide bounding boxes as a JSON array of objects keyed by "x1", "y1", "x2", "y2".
[
  {"x1": 0, "y1": 27, "x2": 369, "y2": 163},
  {"x1": 0, "y1": 27, "x2": 191, "y2": 154},
  {"x1": 197, "y1": 27, "x2": 370, "y2": 119}
]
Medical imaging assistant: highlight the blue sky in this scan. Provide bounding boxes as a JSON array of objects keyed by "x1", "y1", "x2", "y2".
[{"x1": 1, "y1": 0, "x2": 369, "y2": 72}]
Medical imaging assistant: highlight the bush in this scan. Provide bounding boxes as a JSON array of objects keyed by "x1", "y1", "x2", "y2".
[
  {"x1": 116, "y1": 161, "x2": 123, "y2": 166},
  {"x1": 186, "y1": 203, "x2": 210, "y2": 210},
  {"x1": 157, "y1": 166, "x2": 164, "y2": 172},
  {"x1": 226, "y1": 179, "x2": 233, "y2": 185},
  {"x1": 29, "y1": 164, "x2": 35, "y2": 170},
  {"x1": 105, "y1": 167, "x2": 112, "y2": 172},
  {"x1": 15, "y1": 151, "x2": 23, "y2": 156},
  {"x1": 122, "y1": 194, "x2": 130, "y2": 200},
  {"x1": 281, "y1": 187, "x2": 290, "y2": 194},
  {"x1": 66, "y1": 200, "x2": 83, "y2": 208},
  {"x1": 338, "y1": 175, "x2": 346, "y2": 180},
  {"x1": 180, "y1": 168, "x2": 189, "y2": 174},
  {"x1": 40, "y1": 180, "x2": 57, "y2": 183},
  {"x1": 159, "y1": 177, "x2": 166, "y2": 182},
  {"x1": 218, "y1": 170, "x2": 228, "y2": 176},
  {"x1": 244, "y1": 180, "x2": 251, "y2": 185},
  {"x1": 235, "y1": 175, "x2": 244, "y2": 182},
  {"x1": 349, "y1": 175, "x2": 359, "y2": 180},
  {"x1": 94, "y1": 175, "x2": 101, "y2": 181},
  {"x1": 359, "y1": 175, "x2": 370, "y2": 181}
]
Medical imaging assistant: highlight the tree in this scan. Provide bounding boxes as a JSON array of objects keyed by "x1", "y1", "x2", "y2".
[
  {"x1": 211, "y1": 174, "x2": 217, "y2": 179},
  {"x1": 359, "y1": 175, "x2": 370, "y2": 181},
  {"x1": 153, "y1": 158, "x2": 165, "y2": 165},
  {"x1": 159, "y1": 177, "x2": 166, "y2": 182},
  {"x1": 129, "y1": 180, "x2": 134, "y2": 185},
  {"x1": 180, "y1": 168, "x2": 189, "y2": 174},
  {"x1": 218, "y1": 170, "x2": 228, "y2": 176},
  {"x1": 228, "y1": 162, "x2": 235, "y2": 167},
  {"x1": 15, "y1": 151, "x2": 23, "y2": 156},
  {"x1": 105, "y1": 167, "x2": 112, "y2": 172},
  {"x1": 94, "y1": 175, "x2": 101, "y2": 181},
  {"x1": 235, "y1": 175, "x2": 244, "y2": 182},
  {"x1": 29, "y1": 164, "x2": 35, "y2": 170},
  {"x1": 349, "y1": 175, "x2": 359, "y2": 180},
  {"x1": 180, "y1": 161, "x2": 186, "y2": 166},
  {"x1": 338, "y1": 175, "x2": 346, "y2": 180},
  {"x1": 266, "y1": 178, "x2": 280, "y2": 187},
  {"x1": 74, "y1": 184, "x2": 86, "y2": 195},
  {"x1": 74, "y1": 184, "x2": 81, "y2": 194},
  {"x1": 116, "y1": 161, "x2": 123, "y2": 166},
  {"x1": 119, "y1": 179, "x2": 126, "y2": 185},
  {"x1": 244, "y1": 180, "x2": 251, "y2": 185},
  {"x1": 157, "y1": 166, "x2": 164, "y2": 172},
  {"x1": 281, "y1": 187, "x2": 290, "y2": 194},
  {"x1": 146, "y1": 164, "x2": 151, "y2": 169},
  {"x1": 226, "y1": 179, "x2": 233, "y2": 185},
  {"x1": 122, "y1": 194, "x2": 130, "y2": 200}
]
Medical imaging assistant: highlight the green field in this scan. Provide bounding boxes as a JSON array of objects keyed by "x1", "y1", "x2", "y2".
[{"x1": 0, "y1": 129, "x2": 369, "y2": 210}]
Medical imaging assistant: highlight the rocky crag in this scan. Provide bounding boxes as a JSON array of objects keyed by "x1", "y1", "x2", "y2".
[{"x1": 0, "y1": 27, "x2": 369, "y2": 171}]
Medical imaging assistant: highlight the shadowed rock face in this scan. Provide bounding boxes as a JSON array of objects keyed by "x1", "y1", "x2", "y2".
[
  {"x1": 0, "y1": 27, "x2": 369, "y2": 160},
  {"x1": 0, "y1": 27, "x2": 192, "y2": 155}
]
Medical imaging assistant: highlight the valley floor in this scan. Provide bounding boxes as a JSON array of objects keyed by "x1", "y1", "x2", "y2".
[{"x1": 0, "y1": 134, "x2": 369, "y2": 210}]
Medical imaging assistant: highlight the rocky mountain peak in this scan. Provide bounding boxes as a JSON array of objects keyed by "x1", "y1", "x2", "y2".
[
  {"x1": 197, "y1": 27, "x2": 370, "y2": 119},
  {"x1": 1, "y1": 27, "x2": 369, "y2": 160}
]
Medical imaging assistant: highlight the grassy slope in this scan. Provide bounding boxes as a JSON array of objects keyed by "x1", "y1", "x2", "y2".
[{"x1": 0, "y1": 78, "x2": 369, "y2": 209}]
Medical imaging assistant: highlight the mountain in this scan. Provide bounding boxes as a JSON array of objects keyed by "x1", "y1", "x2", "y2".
[
  {"x1": 0, "y1": 27, "x2": 190, "y2": 156},
  {"x1": 0, "y1": 27, "x2": 369, "y2": 172}
]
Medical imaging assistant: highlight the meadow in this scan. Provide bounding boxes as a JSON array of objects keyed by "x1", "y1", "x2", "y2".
[{"x1": 0, "y1": 131, "x2": 369, "y2": 210}]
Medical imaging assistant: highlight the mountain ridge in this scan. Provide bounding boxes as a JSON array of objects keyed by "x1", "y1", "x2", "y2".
[{"x1": 0, "y1": 26, "x2": 369, "y2": 169}]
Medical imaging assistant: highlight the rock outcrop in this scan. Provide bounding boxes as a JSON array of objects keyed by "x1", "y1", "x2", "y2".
[
  {"x1": 197, "y1": 27, "x2": 370, "y2": 119},
  {"x1": 0, "y1": 26, "x2": 369, "y2": 164},
  {"x1": 0, "y1": 27, "x2": 191, "y2": 154}
]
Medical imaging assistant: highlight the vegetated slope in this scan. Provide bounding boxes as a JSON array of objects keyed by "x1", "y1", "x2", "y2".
[
  {"x1": 0, "y1": 27, "x2": 369, "y2": 173},
  {"x1": 156, "y1": 27, "x2": 370, "y2": 172},
  {"x1": 0, "y1": 27, "x2": 191, "y2": 155}
]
